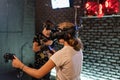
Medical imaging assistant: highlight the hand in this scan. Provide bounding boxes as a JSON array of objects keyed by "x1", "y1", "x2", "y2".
[
  {"x1": 44, "y1": 40, "x2": 53, "y2": 46},
  {"x1": 32, "y1": 42, "x2": 40, "y2": 52},
  {"x1": 12, "y1": 56, "x2": 24, "y2": 69}
]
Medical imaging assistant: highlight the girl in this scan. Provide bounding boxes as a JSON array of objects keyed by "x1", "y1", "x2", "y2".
[{"x1": 12, "y1": 22, "x2": 83, "y2": 80}]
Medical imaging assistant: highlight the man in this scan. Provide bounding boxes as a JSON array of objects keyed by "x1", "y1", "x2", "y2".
[{"x1": 32, "y1": 20, "x2": 55, "y2": 80}]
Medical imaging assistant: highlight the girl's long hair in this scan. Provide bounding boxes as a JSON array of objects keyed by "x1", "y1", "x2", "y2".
[{"x1": 58, "y1": 22, "x2": 83, "y2": 51}]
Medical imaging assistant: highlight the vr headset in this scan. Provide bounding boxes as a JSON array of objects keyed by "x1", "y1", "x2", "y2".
[{"x1": 51, "y1": 26, "x2": 78, "y2": 40}]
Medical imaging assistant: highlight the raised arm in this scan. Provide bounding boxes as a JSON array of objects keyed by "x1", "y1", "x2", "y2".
[{"x1": 12, "y1": 56, "x2": 55, "y2": 79}]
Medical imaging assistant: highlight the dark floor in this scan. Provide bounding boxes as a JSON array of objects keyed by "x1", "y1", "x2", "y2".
[
  {"x1": 0, "y1": 69, "x2": 56, "y2": 80},
  {"x1": 0, "y1": 70, "x2": 30, "y2": 80}
]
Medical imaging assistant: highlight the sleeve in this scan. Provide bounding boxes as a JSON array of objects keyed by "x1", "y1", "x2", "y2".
[{"x1": 50, "y1": 50, "x2": 64, "y2": 67}]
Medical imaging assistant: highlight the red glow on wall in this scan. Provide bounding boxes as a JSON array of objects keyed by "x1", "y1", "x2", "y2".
[
  {"x1": 98, "y1": 4, "x2": 104, "y2": 18},
  {"x1": 85, "y1": 2, "x2": 99, "y2": 16},
  {"x1": 85, "y1": 0, "x2": 120, "y2": 16},
  {"x1": 104, "y1": 0, "x2": 119, "y2": 14}
]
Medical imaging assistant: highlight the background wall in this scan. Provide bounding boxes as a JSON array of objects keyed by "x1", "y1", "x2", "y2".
[
  {"x1": 35, "y1": 0, "x2": 76, "y2": 33},
  {"x1": 80, "y1": 16, "x2": 120, "y2": 80},
  {"x1": 0, "y1": 0, "x2": 35, "y2": 80}
]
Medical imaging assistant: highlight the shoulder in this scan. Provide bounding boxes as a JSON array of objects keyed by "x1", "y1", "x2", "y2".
[
  {"x1": 33, "y1": 33, "x2": 42, "y2": 42},
  {"x1": 34, "y1": 33, "x2": 43, "y2": 38},
  {"x1": 50, "y1": 50, "x2": 64, "y2": 66}
]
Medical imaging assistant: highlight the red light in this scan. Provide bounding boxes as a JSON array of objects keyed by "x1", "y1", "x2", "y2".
[
  {"x1": 104, "y1": 0, "x2": 119, "y2": 14},
  {"x1": 105, "y1": 1, "x2": 109, "y2": 8},
  {"x1": 85, "y1": 1, "x2": 99, "y2": 16},
  {"x1": 97, "y1": 4, "x2": 104, "y2": 18},
  {"x1": 85, "y1": 0, "x2": 119, "y2": 16}
]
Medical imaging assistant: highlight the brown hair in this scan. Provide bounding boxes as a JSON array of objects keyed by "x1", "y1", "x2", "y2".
[
  {"x1": 42, "y1": 20, "x2": 54, "y2": 31},
  {"x1": 58, "y1": 22, "x2": 83, "y2": 51}
]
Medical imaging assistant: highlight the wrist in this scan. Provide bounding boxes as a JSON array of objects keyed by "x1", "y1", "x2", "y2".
[{"x1": 20, "y1": 64, "x2": 25, "y2": 70}]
